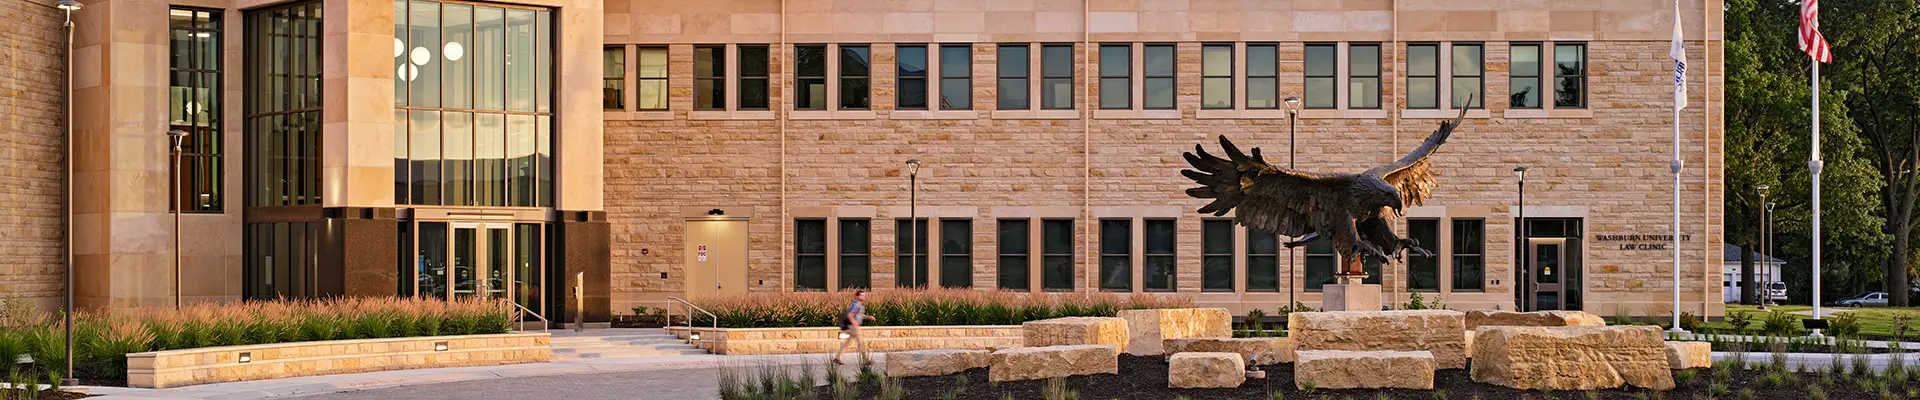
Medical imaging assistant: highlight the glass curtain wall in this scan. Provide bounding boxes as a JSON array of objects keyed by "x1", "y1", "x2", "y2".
[
  {"x1": 394, "y1": 0, "x2": 554, "y2": 208},
  {"x1": 170, "y1": 8, "x2": 224, "y2": 213},
  {"x1": 242, "y1": 1, "x2": 324, "y2": 300}
]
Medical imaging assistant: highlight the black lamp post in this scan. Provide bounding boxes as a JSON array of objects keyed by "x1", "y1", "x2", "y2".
[
  {"x1": 906, "y1": 159, "x2": 921, "y2": 287},
  {"x1": 170, "y1": 129, "x2": 187, "y2": 309},
  {"x1": 1283, "y1": 96, "x2": 1300, "y2": 309},
  {"x1": 1514, "y1": 167, "x2": 1528, "y2": 311},
  {"x1": 56, "y1": 0, "x2": 83, "y2": 386},
  {"x1": 1765, "y1": 199, "x2": 1777, "y2": 307},
  {"x1": 1756, "y1": 184, "x2": 1769, "y2": 309}
]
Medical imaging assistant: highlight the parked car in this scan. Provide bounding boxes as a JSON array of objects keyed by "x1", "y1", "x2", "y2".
[{"x1": 1832, "y1": 292, "x2": 1889, "y2": 307}]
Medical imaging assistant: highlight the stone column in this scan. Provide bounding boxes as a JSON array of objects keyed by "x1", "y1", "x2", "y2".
[{"x1": 1321, "y1": 256, "x2": 1380, "y2": 311}]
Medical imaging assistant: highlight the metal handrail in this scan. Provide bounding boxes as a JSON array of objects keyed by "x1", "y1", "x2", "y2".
[
  {"x1": 509, "y1": 302, "x2": 550, "y2": 332},
  {"x1": 666, "y1": 297, "x2": 718, "y2": 339}
]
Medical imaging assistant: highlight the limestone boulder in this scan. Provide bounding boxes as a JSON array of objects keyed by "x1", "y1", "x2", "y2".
[
  {"x1": 1294, "y1": 350, "x2": 1435, "y2": 390},
  {"x1": 1117, "y1": 308, "x2": 1232, "y2": 355},
  {"x1": 987, "y1": 344, "x2": 1119, "y2": 382},
  {"x1": 1022, "y1": 317, "x2": 1129, "y2": 353},
  {"x1": 1168, "y1": 352, "x2": 1246, "y2": 388},
  {"x1": 1164, "y1": 337, "x2": 1295, "y2": 365},
  {"x1": 1288, "y1": 310, "x2": 1467, "y2": 369},
  {"x1": 885, "y1": 349, "x2": 991, "y2": 377},
  {"x1": 1665, "y1": 341, "x2": 1711, "y2": 369},
  {"x1": 1464, "y1": 310, "x2": 1606, "y2": 330},
  {"x1": 1471, "y1": 326, "x2": 1675, "y2": 391}
]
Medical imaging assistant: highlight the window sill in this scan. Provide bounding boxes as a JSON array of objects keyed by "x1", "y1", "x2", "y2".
[
  {"x1": 1400, "y1": 109, "x2": 1490, "y2": 119},
  {"x1": 1196, "y1": 109, "x2": 1290, "y2": 120},
  {"x1": 991, "y1": 110, "x2": 1081, "y2": 120},
  {"x1": 1093, "y1": 109, "x2": 1182, "y2": 120},
  {"x1": 892, "y1": 110, "x2": 980, "y2": 120},
  {"x1": 605, "y1": 110, "x2": 675, "y2": 121},
  {"x1": 1298, "y1": 109, "x2": 1388, "y2": 119},
  {"x1": 1501, "y1": 108, "x2": 1593, "y2": 119},
  {"x1": 689, "y1": 110, "x2": 776, "y2": 120},
  {"x1": 791, "y1": 110, "x2": 878, "y2": 120}
]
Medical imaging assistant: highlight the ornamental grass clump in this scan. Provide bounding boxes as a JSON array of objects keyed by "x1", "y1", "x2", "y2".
[{"x1": 688, "y1": 288, "x2": 1192, "y2": 328}]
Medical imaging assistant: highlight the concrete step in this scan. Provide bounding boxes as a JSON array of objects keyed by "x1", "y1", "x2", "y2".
[
  {"x1": 552, "y1": 343, "x2": 699, "y2": 354},
  {"x1": 550, "y1": 335, "x2": 679, "y2": 344},
  {"x1": 551, "y1": 348, "x2": 709, "y2": 359}
]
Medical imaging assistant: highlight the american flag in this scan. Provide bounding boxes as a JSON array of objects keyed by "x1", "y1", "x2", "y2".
[{"x1": 1800, "y1": 0, "x2": 1833, "y2": 63}]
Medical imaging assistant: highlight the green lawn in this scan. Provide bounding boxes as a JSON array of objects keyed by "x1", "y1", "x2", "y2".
[{"x1": 1704, "y1": 304, "x2": 1920, "y2": 340}]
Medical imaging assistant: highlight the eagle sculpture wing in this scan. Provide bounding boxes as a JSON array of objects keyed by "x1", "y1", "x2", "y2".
[
  {"x1": 1365, "y1": 105, "x2": 1470, "y2": 212},
  {"x1": 1183, "y1": 135, "x2": 1349, "y2": 238}
]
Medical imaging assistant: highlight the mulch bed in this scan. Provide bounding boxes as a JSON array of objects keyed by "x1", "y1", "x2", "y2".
[{"x1": 816, "y1": 355, "x2": 1914, "y2": 400}]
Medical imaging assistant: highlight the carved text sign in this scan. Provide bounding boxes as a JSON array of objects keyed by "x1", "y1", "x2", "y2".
[{"x1": 1594, "y1": 234, "x2": 1693, "y2": 250}]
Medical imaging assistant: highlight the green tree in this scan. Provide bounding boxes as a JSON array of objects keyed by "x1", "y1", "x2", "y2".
[{"x1": 1828, "y1": 0, "x2": 1920, "y2": 306}]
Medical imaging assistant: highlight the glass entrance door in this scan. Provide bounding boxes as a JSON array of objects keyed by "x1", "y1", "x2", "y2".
[
  {"x1": 1531, "y1": 240, "x2": 1565, "y2": 311},
  {"x1": 409, "y1": 221, "x2": 545, "y2": 319}
]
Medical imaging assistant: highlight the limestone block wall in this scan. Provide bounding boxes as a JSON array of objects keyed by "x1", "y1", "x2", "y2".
[
  {"x1": 126, "y1": 332, "x2": 552, "y2": 388},
  {"x1": 0, "y1": 0, "x2": 73, "y2": 311},
  {"x1": 689, "y1": 325, "x2": 1022, "y2": 355}
]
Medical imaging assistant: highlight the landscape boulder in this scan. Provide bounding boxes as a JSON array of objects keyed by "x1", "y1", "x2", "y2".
[
  {"x1": 1665, "y1": 341, "x2": 1711, "y2": 369},
  {"x1": 1168, "y1": 352, "x2": 1245, "y2": 388},
  {"x1": 1464, "y1": 310, "x2": 1607, "y2": 330},
  {"x1": 1116, "y1": 308, "x2": 1232, "y2": 355},
  {"x1": 885, "y1": 349, "x2": 991, "y2": 377},
  {"x1": 1288, "y1": 310, "x2": 1467, "y2": 369},
  {"x1": 986, "y1": 344, "x2": 1119, "y2": 382},
  {"x1": 1164, "y1": 337, "x2": 1294, "y2": 364},
  {"x1": 1471, "y1": 326, "x2": 1675, "y2": 390},
  {"x1": 1294, "y1": 350, "x2": 1435, "y2": 389},
  {"x1": 1022, "y1": 317, "x2": 1129, "y2": 353}
]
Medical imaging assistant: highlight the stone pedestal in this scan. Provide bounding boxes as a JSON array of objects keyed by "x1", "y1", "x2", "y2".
[{"x1": 1322, "y1": 275, "x2": 1380, "y2": 311}]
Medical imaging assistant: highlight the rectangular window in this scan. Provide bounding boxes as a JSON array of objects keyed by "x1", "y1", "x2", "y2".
[
  {"x1": 940, "y1": 219, "x2": 971, "y2": 288},
  {"x1": 249, "y1": 1, "x2": 323, "y2": 208},
  {"x1": 170, "y1": 7, "x2": 223, "y2": 213},
  {"x1": 1099, "y1": 219, "x2": 1131, "y2": 291},
  {"x1": 939, "y1": 44, "x2": 972, "y2": 110},
  {"x1": 1407, "y1": 219, "x2": 1440, "y2": 291},
  {"x1": 896, "y1": 218, "x2": 929, "y2": 287},
  {"x1": 1407, "y1": 43, "x2": 1439, "y2": 109},
  {"x1": 1098, "y1": 44, "x2": 1130, "y2": 110},
  {"x1": 1510, "y1": 44, "x2": 1542, "y2": 109},
  {"x1": 1202, "y1": 220, "x2": 1234, "y2": 292},
  {"x1": 796, "y1": 219, "x2": 827, "y2": 291},
  {"x1": 1144, "y1": 219, "x2": 1176, "y2": 292},
  {"x1": 1452, "y1": 219, "x2": 1486, "y2": 291},
  {"x1": 1304, "y1": 238, "x2": 1336, "y2": 291},
  {"x1": 1042, "y1": 219, "x2": 1074, "y2": 291},
  {"x1": 636, "y1": 47, "x2": 667, "y2": 111},
  {"x1": 1247, "y1": 43, "x2": 1278, "y2": 109},
  {"x1": 1452, "y1": 43, "x2": 1484, "y2": 109},
  {"x1": 1303, "y1": 43, "x2": 1336, "y2": 109},
  {"x1": 1349, "y1": 43, "x2": 1381, "y2": 109},
  {"x1": 1554, "y1": 43, "x2": 1587, "y2": 108},
  {"x1": 795, "y1": 44, "x2": 826, "y2": 110},
  {"x1": 1246, "y1": 232, "x2": 1278, "y2": 292},
  {"x1": 1041, "y1": 44, "x2": 1075, "y2": 110},
  {"x1": 840, "y1": 219, "x2": 871, "y2": 290},
  {"x1": 998, "y1": 219, "x2": 1030, "y2": 291},
  {"x1": 1143, "y1": 44, "x2": 1175, "y2": 110},
  {"x1": 602, "y1": 47, "x2": 624, "y2": 109},
  {"x1": 898, "y1": 44, "x2": 928, "y2": 110},
  {"x1": 739, "y1": 45, "x2": 770, "y2": 110},
  {"x1": 997, "y1": 44, "x2": 1030, "y2": 110},
  {"x1": 840, "y1": 45, "x2": 871, "y2": 110},
  {"x1": 1201, "y1": 43, "x2": 1232, "y2": 109},
  {"x1": 694, "y1": 45, "x2": 725, "y2": 110}
]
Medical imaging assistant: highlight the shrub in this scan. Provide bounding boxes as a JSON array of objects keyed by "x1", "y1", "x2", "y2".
[
  {"x1": 1827, "y1": 313, "x2": 1862, "y2": 338},
  {"x1": 1245, "y1": 308, "x2": 1267, "y2": 332},
  {"x1": 1725, "y1": 310, "x2": 1755, "y2": 334},
  {"x1": 1762, "y1": 311, "x2": 1800, "y2": 336},
  {"x1": 1677, "y1": 312, "x2": 1702, "y2": 333}
]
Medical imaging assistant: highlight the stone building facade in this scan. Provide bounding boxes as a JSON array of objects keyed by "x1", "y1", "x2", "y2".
[{"x1": 1, "y1": 0, "x2": 68, "y2": 310}]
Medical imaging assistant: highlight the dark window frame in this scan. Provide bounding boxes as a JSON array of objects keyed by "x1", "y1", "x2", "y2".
[
  {"x1": 737, "y1": 44, "x2": 770, "y2": 110},
  {"x1": 1553, "y1": 43, "x2": 1588, "y2": 109},
  {"x1": 997, "y1": 219, "x2": 1031, "y2": 291},
  {"x1": 1407, "y1": 43, "x2": 1440, "y2": 110},
  {"x1": 938, "y1": 43, "x2": 973, "y2": 110},
  {"x1": 895, "y1": 218, "x2": 930, "y2": 288},
  {"x1": 1200, "y1": 43, "x2": 1233, "y2": 110},
  {"x1": 602, "y1": 46, "x2": 624, "y2": 110},
  {"x1": 635, "y1": 46, "x2": 667, "y2": 111},
  {"x1": 170, "y1": 6, "x2": 225, "y2": 213},
  {"x1": 1041, "y1": 43, "x2": 1075, "y2": 110},
  {"x1": 1097, "y1": 43, "x2": 1131, "y2": 110},
  {"x1": 1302, "y1": 43, "x2": 1337, "y2": 110},
  {"x1": 897, "y1": 44, "x2": 929, "y2": 110},
  {"x1": 1201, "y1": 219, "x2": 1235, "y2": 292},
  {"x1": 693, "y1": 44, "x2": 726, "y2": 110},
  {"x1": 1246, "y1": 43, "x2": 1279, "y2": 110},
  {"x1": 1142, "y1": 43, "x2": 1176, "y2": 110},
  {"x1": 838, "y1": 219, "x2": 871, "y2": 290},
  {"x1": 794, "y1": 44, "x2": 828, "y2": 110},
  {"x1": 1041, "y1": 218, "x2": 1075, "y2": 292},
  {"x1": 795, "y1": 218, "x2": 828, "y2": 291},
  {"x1": 996, "y1": 43, "x2": 1030, "y2": 111},
  {"x1": 1303, "y1": 238, "x2": 1336, "y2": 292},
  {"x1": 1407, "y1": 218, "x2": 1441, "y2": 292},
  {"x1": 1452, "y1": 218, "x2": 1487, "y2": 292},
  {"x1": 1098, "y1": 218, "x2": 1132, "y2": 292},
  {"x1": 838, "y1": 44, "x2": 872, "y2": 110},
  {"x1": 1509, "y1": 43, "x2": 1544, "y2": 110},
  {"x1": 1451, "y1": 42, "x2": 1485, "y2": 109},
  {"x1": 1348, "y1": 43, "x2": 1382, "y2": 110},
  {"x1": 1142, "y1": 218, "x2": 1176, "y2": 292},
  {"x1": 939, "y1": 219, "x2": 972, "y2": 288},
  {"x1": 1246, "y1": 232, "x2": 1279, "y2": 292}
]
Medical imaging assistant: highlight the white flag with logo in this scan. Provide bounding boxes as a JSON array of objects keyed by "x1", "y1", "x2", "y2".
[{"x1": 1670, "y1": 0, "x2": 1688, "y2": 110}]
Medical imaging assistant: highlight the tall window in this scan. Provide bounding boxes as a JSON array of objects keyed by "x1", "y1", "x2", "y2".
[
  {"x1": 1247, "y1": 43, "x2": 1278, "y2": 109},
  {"x1": 1510, "y1": 44, "x2": 1542, "y2": 109},
  {"x1": 253, "y1": 1, "x2": 323, "y2": 208},
  {"x1": 392, "y1": 1, "x2": 555, "y2": 208},
  {"x1": 997, "y1": 44, "x2": 1029, "y2": 110},
  {"x1": 795, "y1": 219, "x2": 827, "y2": 290},
  {"x1": 1304, "y1": 239, "x2": 1336, "y2": 291},
  {"x1": 1303, "y1": 43, "x2": 1336, "y2": 109},
  {"x1": 1099, "y1": 219, "x2": 1131, "y2": 291},
  {"x1": 898, "y1": 44, "x2": 928, "y2": 110},
  {"x1": 1098, "y1": 44, "x2": 1130, "y2": 110},
  {"x1": 998, "y1": 220, "x2": 1030, "y2": 290},
  {"x1": 840, "y1": 45, "x2": 871, "y2": 109},
  {"x1": 1407, "y1": 219, "x2": 1440, "y2": 291},
  {"x1": 1041, "y1": 44, "x2": 1075, "y2": 110},
  {"x1": 1246, "y1": 232, "x2": 1279, "y2": 292},
  {"x1": 636, "y1": 47, "x2": 666, "y2": 110},
  {"x1": 940, "y1": 219, "x2": 971, "y2": 288},
  {"x1": 896, "y1": 218, "x2": 929, "y2": 287},
  {"x1": 795, "y1": 44, "x2": 827, "y2": 110},
  {"x1": 739, "y1": 45, "x2": 770, "y2": 110},
  {"x1": 840, "y1": 219, "x2": 871, "y2": 289},
  {"x1": 602, "y1": 47, "x2": 624, "y2": 109},
  {"x1": 1202, "y1": 220, "x2": 1234, "y2": 292},
  {"x1": 171, "y1": 7, "x2": 223, "y2": 213},
  {"x1": 1554, "y1": 43, "x2": 1587, "y2": 108},
  {"x1": 694, "y1": 45, "x2": 725, "y2": 110},
  {"x1": 1144, "y1": 219, "x2": 1176, "y2": 292},
  {"x1": 1201, "y1": 43, "x2": 1232, "y2": 109},
  {"x1": 1143, "y1": 44, "x2": 1175, "y2": 110},
  {"x1": 1042, "y1": 219, "x2": 1074, "y2": 291},
  {"x1": 1407, "y1": 43, "x2": 1439, "y2": 109},
  {"x1": 1452, "y1": 219, "x2": 1486, "y2": 291},
  {"x1": 1452, "y1": 43, "x2": 1484, "y2": 109},
  {"x1": 939, "y1": 44, "x2": 972, "y2": 109},
  {"x1": 1349, "y1": 43, "x2": 1381, "y2": 109}
]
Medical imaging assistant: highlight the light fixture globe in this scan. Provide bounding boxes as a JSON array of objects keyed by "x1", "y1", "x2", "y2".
[
  {"x1": 410, "y1": 46, "x2": 431, "y2": 66},
  {"x1": 905, "y1": 159, "x2": 921, "y2": 176},
  {"x1": 394, "y1": 38, "x2": 405, "y2": 58},
  {"x1": 55, "y1": 0, "x2": 82, "y2": 11},
  {"x1": 1283, "y1": 96, "x2": 1301, "y2": 113},
  {"x1": 443, "y1": 42, "x2": 465, "y2": 61}
]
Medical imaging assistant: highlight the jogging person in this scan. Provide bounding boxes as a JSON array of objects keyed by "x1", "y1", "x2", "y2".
[{"x1": 831, "y1": 291, "x2": 874, "y2": 365}]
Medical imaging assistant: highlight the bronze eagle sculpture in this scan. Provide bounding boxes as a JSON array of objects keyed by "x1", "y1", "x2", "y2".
[{"x1": 1181, "y1": 106, "x2": 1469, "y2": 274}]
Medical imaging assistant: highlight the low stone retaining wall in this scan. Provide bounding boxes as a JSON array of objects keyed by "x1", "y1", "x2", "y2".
[
  {"x1": 126, "y1": 332, "x2": 551, "y2": 388},
  {"x1": 674, "y1": 325, "x2": 1022, "y2": 355}
]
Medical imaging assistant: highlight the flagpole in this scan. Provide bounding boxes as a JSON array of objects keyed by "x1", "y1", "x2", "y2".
[
  {"x1": 1668, "y1": 0, "x2": 1687, "y2": 334},
  {"x1": 1810, "y1": 57, "x2": 1824, "y2": 336}
]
